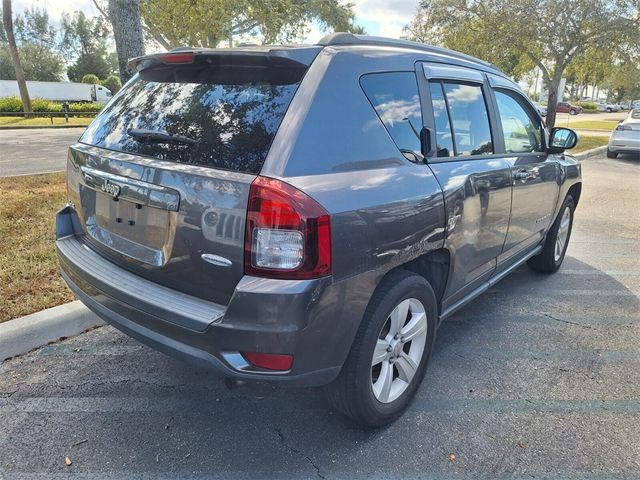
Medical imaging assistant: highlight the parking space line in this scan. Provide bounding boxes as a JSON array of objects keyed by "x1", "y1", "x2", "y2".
[{"x1": 1, "y1": 396, "x2": 639, "y2": 415}]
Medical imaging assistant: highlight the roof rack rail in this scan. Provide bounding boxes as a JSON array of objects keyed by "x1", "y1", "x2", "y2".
[{"x1": 316, "y1": 33, "x2": 498, "y2": 71}]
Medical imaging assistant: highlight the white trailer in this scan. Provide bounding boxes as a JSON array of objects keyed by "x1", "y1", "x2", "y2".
[{"x1": 0, "y1": 80, "x2": 112, "y2": 103}]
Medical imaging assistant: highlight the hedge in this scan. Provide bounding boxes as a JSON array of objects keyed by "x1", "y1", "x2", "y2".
[
  {"x1": 68, "y1": 102, "x2": 104, "y2": 112},
  {"x1": 0, "y1": 96, "x2": 104, "y2": 113},
  {"x1": 575, "y1": 101, "x2": 598, "y2": 112}
]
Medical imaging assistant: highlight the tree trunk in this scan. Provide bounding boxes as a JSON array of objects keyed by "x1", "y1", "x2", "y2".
[
  {"x1": 2, "y1": 0, "x2": 32, "y2": 118},
  {"x1": 545, "y1": 80, "x2": 561, "y2": 129},
  {"x1": 107, "y1": 0, "x2": 145, "y2": 83}
]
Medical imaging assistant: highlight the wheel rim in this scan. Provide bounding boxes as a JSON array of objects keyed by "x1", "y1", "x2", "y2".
[
  {"x1": 371, "y1": 298, "x2": 428, "y2": 404},
  {"x1": 554, "y1": 207, "x2": 571, "y2": 262}
]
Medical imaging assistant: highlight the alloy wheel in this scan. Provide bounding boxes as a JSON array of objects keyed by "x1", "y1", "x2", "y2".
[
  {"x1": 554, "y1": 206, "x2": 571, "y2": 262},
  {"x1": 371, "y1": 298, "x2": 428, "y2": 403}
]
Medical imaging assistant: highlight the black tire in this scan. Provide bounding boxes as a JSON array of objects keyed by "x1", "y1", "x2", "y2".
[
  {"x1": 527, "y1": 195, "x2": 574, "y2": 273},
  {"x1": 569, "y1": 109, "x2": 577, "y2": 115},
  {"x1": 606, "y1": 108, "x2": 612, "y2": 113},
  {"x1": 325, "y1": 270, "x2": 437, "y2": 427},
  {"x1": 607, "y1": 148, "x2": 618, "y2": 158}
]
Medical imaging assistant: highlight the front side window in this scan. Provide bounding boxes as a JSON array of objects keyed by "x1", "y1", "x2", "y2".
[
  {"x1": 494, "y1": 90, "x2": 544, "y2": 153},
  {"x1": 360, "y1": 72, "x2": 423, "y2": 158}
]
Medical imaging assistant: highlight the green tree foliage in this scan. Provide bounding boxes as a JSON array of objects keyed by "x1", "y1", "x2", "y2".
[
  {"x1": 405, "y1": 0, "x2": 639, "y2": 127},
  {"x1": 603, "y1": 63, "x2": 640, "y2": 103},
  {"x1": 14, "y1": 7, "x2": 56, "y2": 46},
  {"x1": 100, "y1": 74, "x2": 121, "y2": 94},
  {"x1": 61, "y1": 11, "x2": 114, "y2": 81},
  {"x1": 81, "y1": 73, "x2": 100, "y2": 84},
  {"x1": 140, "y1": 0, "x2": 363, "y2": 48},
  {"x1": 0, "y1": 42, "x2": 63, "y2": 80},
  {"x1": 565, "y1": 47, "x2": 613, "y2": 100},
  {"x1": 67, "y1": 53, "x2": 113, "y2": 82},
  {"x1": 0, "y1": 6, "x2": 63, "y2": 81}
]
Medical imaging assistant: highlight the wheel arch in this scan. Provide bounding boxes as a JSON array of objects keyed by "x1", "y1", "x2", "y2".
[
  {"x1": 567, "y1": 182, "x2": 582, "y2": 207},
  {"x1": 377, "y1": 249, "x2": 451, "y2": 317}
]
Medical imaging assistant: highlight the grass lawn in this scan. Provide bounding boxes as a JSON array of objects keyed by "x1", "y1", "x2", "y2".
[
  {"x1": 569, "y1": 135, "x2": 609, "y2": 153},
  {"x1": 0, "y1": 116, "x2": 92, "y2": 127},
  {"x1": 0, "y1": 172, "x2": 74, "y2": 322},
  {"x1": 556, "y1": 120, "x2": 619, "y2": 131}
]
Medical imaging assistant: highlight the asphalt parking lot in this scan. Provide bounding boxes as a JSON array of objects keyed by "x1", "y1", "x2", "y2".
[
  {"x1": 0, "y1": 128, "x2": 82, "y2": 177},
  {"x1": 0, "y1": 152, "x2": 638, "y2": 479}
]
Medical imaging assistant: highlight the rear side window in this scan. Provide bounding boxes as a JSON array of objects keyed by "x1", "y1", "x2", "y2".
[
  {"x1": 360, "y1": 72, "x2": 423, "y2": 158},
  {"x1": 429, "y1": 81, "x2": 493, "y2": 157},
  {"x1": 429, "y1": 82, "x2": 454, "y2": 157},
  {"x1": 81, "y1": 65, "x2": 303, "y2": 174}
]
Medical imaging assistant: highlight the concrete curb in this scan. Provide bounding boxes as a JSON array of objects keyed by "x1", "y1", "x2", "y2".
[
  {"x1": 0, "y1": 124, "x2": 87, "y2": 130},
  {"x1": 0, "y1": 301, "x2": 104, "y2": 362},
  {"x1": 574, "y1": 145, "x2": 607, "y2": 160}
]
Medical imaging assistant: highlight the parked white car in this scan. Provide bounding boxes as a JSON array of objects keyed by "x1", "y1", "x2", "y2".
[
  {"x1": 597, "y1": 101, "x2": 620, "y2": 113},
  {"x1": 533, "y1": 102, "x2": 547, "y2": 116},
  {"x1": 607, "y1": 109, "x2": 640, "y2": 158}
]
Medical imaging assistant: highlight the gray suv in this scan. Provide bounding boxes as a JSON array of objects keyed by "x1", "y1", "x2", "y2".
[{"x1": 56, "y1": 33, "x2": 581, "y2": 426}]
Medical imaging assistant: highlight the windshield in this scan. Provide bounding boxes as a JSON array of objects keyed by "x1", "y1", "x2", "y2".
[{"x1": 81, "y1": 72, "x2": 301, "y2": 174}]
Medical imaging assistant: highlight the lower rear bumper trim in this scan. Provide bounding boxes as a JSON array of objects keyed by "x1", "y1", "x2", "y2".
[{"x1": 61, "y1": 270, "x2": 341, "y2": 387}]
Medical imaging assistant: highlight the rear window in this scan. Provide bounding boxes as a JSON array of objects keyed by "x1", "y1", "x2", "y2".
[{"x1": 81, "y1": 63, "x2": 303, "y2": 174}]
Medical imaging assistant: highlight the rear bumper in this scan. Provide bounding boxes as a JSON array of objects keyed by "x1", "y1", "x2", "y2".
[
  {"x1": 56, "y1": 205, "x2": 350, "y2": 386},
  {"x1": 608, "y1": 135, "x2": 640, "y2": 153}
]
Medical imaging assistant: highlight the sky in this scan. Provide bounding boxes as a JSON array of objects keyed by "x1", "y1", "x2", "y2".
[{"x1": 12, "y1": 0, "x2": 421, "y2": 44}]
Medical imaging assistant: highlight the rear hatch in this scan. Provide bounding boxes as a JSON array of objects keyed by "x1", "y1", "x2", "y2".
[{"x1": 67, "y1": 47, "x2": 319, "y2": 305}]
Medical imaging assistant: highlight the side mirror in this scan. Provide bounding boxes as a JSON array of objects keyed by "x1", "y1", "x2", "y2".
[{"x1": 549, "y1": 127, "x2": 578, "y2": 153}]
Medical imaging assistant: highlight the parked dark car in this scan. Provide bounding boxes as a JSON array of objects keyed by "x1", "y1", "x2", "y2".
[
  {"x1": 56, "y1": 33, "x2": 581, "y2": 427},
  {"x1": 555, "y1": 102, "x2": 583, "y2": 115}
]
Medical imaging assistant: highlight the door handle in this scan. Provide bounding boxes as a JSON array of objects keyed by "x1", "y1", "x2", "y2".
[{"x1": 514, "y1": 169, "x2": 538, "y2": 183}]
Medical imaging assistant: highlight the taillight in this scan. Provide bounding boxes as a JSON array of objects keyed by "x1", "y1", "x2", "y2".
[
  {"x1": 161, "y1": 53, "x2": 194, "y2": 64},
  {"x1": 242, "y1": 351, "x2": 293, "y2": 371},
  {"x1": 616, "y1": 124, "x2": 632, "y2": 131},
  {"x1": 244, "y1": 176, "x2": 331, "y2": 280}
]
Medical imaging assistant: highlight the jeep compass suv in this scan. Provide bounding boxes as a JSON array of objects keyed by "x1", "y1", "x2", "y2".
[{"x1": 56, "y1": 33, "x2": 581, "y2": 426}]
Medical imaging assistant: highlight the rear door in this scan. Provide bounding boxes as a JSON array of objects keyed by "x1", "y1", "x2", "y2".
[
  {"x1": 420, "y1": 64, "x2": 512, "y2": 310},
  {"x1": 67, "y1": 49, "x2": 317, "y2": 305},
  {"x1": 486, "y1": 75, "x2": 560, "y2": 266}
]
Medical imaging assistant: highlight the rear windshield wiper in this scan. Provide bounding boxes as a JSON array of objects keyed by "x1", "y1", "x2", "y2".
[{"x1": 127, "y1": 128, "x2": 197, "y2": 146}]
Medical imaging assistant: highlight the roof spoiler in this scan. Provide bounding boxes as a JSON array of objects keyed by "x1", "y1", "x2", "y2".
[{"x1": 128, "y1": 47, "x2": 321, "y2": 72}]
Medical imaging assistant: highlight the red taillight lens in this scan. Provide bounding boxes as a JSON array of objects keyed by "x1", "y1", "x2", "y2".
[
  {"x1": 244, "y1": 176, "x2": 331, "y2": 280},
  {"x1": 242, "y1": 352, "x2": 293, "y2": 371},
  {"x1": 161, "y1": 53, "x2": 195, "y2": 64}
]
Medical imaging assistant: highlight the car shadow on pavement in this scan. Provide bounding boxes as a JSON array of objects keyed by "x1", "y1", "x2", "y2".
[
  {"x1": 614, "y1": 152, "x2": 640, "y2": 163},
  {"x1": 1, "y1": 256, "x2": 639, "y2": 477}
]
